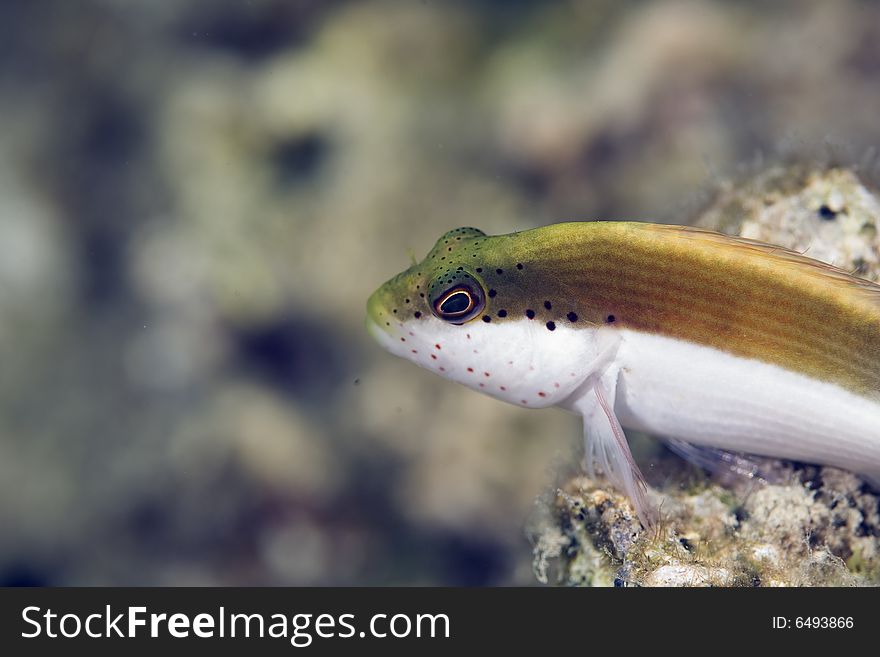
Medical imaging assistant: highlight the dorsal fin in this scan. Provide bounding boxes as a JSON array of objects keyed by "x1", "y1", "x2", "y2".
[{"x1": 646, "y1": 223, "x2": 880, "y2": 310}]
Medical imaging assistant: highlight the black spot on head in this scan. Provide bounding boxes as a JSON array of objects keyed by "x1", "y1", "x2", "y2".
[
  {"x1": 392, "y1": 309, "x2": 397, "y2": 314},
  {"x1": 525, "y1": 309, "x2": 535, "y2": 319},
  {"x1": 488, "y1": 289, "x2": 496, "y2": 298},
  {"x1": 414, "y1": 311, "x2": 422, "y2": 318},
  {"x1": 544, "y1": 300, "x2": 552, "y2": 310},
  {"x1": 546, "y1": 321, "x2": 556, "y2": 331},
  {"x1": 497, "y1": 309, "x2": 507, "y2": 317},
  {"x1": 606, "y1": 314, "x2": 616, "y2": 323},
  {"x1": 496, "y1": 268, "x2": 503, "y2": 275},
  {"x1": 567, "y1": 312, "x2": 578, "y2": 322},
  {"x1": 516, "y1": 263, "x2": 523, "y2": 270},
  {"x1": 476, "y1": 267, "x2": 483, "y2": 273},
  {"x1": 482, "y1": 315, "x2": 491, "y2": 323},
  {"x1": 404, "y1": 298, "x2": 410, "y2": 303}
]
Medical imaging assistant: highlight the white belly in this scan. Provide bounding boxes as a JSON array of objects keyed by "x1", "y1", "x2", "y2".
[{"x1": 614, "y1": 329, "x2": 880, "y2": 478}]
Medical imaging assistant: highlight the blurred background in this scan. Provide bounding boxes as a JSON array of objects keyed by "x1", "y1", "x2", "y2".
[{"x1": 1, "y1": 0, "x2": 879, "y2": 585}]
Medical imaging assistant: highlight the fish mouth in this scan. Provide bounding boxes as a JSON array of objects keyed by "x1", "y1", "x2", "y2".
[
  {"x1": 366, "y1": 314, "x2": 411, "y2": 360},
  {"x1": 366, "y1": 286, "x2": 405, "y2": 341},
  {"x1": 365, "y1": 314, "x2": 394, "y2": 346},
  {"x1": 365, "y1": 289, "x2": 399, "y2": 350},
  {"x1": 366, "y1": 290, "x2": 391, "y2": 336}
]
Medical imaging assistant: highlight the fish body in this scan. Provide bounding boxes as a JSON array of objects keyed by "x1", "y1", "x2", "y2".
[{"x1": 366, "y1": 222, "x2": 880, "y2": 523}]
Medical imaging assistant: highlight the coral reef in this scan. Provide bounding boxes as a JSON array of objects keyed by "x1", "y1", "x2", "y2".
[{"x1": 535, "y1": 466, "x2": 880, "y2": 586}]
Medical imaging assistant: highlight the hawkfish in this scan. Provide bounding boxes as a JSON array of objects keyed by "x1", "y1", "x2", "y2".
[{"x1": 365, "y1": 222, "x2": 880, "y2": 524}]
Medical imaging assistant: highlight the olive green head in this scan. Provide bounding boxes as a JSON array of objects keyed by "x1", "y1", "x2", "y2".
[
  {"x1": 366, "y1": 223, "x2": 604, "y2": 339},
  {"x1": 366, "y1": 227, "x2": 492, "y2": 331}
]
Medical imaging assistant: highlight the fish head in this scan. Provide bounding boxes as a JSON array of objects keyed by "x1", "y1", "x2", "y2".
[{"x1": 367, "y1": 226, "x2": 601, "y2": 407}]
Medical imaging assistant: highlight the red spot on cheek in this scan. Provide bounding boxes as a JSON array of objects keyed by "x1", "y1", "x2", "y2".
[
  {"x1": 554, "y1": 382, "x2": 560, "y2": 388},
  {"x1": 467, "y1": 367, "x2": 474, "y2": 373},
  {"x1": 538, "y1": 392, "x2": 547, "y2": 398},
  {"x1": 435, "y1": 344, "x2": 442, "y2": 350},
  {"x1": 439, "y1": 367, "x2": 446, "y2": 372},
  {"x1": 500, "y1": 386, "x2": 506, "y2": 391},
  {"x1": 466, "y1": 334, "x2": 471, "y2": 340},
  {"x1": 400, "y1": 338, "x2": 406, "y2": 342},
  {"x1": 479, "y1": 383, "x2": 485, "y2": 388},
  {"x1": 521, "y1": 399, "x2": 528, "y2": 405},
  {"x1": 431, "y1": 354, "x2": 437, "y2": 360},
  {"x1": 411, "y1": 350, "x2": 418, "y2": 354},
  {"x1": 484, "y1": 372, "x2": 490, "y2": 377}
]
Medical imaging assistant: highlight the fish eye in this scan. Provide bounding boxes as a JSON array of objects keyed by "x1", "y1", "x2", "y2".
[{"x1": 432, "y1": 283, "x2": 485, "y2": 324}]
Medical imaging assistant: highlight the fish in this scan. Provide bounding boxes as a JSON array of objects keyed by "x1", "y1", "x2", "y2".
[{"x1": 365, "y1": 221, "x2": 880, "y2": 525}]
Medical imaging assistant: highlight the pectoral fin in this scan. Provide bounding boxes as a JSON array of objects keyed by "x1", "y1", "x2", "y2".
[{"x1": 569, "y1": 364, "x2": 656, "y2": 527}]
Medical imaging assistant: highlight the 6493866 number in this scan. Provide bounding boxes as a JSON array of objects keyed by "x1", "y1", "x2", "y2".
[{"x1": 795, "y1": 617, "x2": 853, "y2": 629}]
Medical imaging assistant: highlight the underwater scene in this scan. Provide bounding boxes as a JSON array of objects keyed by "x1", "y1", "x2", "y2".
[{"x1": 1, "y1": 0, "x2": 879, "y2": 586}]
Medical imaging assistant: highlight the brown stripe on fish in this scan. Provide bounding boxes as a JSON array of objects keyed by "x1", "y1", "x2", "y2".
[{"x1": 496, "y1": 222, "x2": 880, "y2": 399}]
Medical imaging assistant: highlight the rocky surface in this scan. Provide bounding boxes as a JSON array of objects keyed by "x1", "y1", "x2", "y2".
[
  {"x1": 534, "y1": 466, "x2": 880, "y2": 586},
  {"x1": 697, "y1": 165, "x2": 880, "y2": 279}
]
